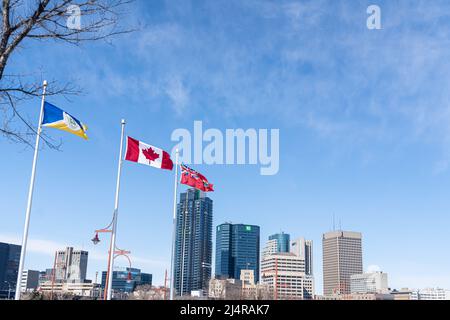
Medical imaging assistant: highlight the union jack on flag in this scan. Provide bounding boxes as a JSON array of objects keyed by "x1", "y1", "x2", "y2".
[{"x1": 180, "y1": 164, "x2": 214, "y2": 192}]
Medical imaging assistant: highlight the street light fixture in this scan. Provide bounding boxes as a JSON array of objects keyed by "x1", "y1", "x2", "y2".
[{"x1": 91, "y1": 233, "x2": 100, "y2": 245}]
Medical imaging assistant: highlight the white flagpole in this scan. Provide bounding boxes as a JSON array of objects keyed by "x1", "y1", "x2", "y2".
[
  {"x1": 106, "y1": 119, "x2": 126, "y2": 300},
  {"x1": 15, "y1": 80, "x2": 48, "y2": 300},
  {"x1": 169, "y1": 149, "x2": 179, "y2": 300}
]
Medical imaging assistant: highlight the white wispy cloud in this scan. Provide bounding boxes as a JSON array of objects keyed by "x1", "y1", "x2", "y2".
[
  {"x1": 33, "y1": 0, "x2": 450, "y2": 171},
  {"x1": 164, "y1": 75, "x2": 189, "y2": 115}
]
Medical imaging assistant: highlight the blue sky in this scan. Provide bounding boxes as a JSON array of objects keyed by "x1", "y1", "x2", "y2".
[{"x1": 1, "y1": 0, "x2": 450, "y2": 294}]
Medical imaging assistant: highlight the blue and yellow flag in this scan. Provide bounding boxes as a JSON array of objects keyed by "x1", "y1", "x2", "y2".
[{"x1": 42, "y1": 102, "x2": 88, "y2": 140}]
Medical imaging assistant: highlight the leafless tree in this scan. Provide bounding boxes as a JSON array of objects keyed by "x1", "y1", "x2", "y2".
[
  {"x1": 0, "y1": 0, "x2": 134, "y2": 148},
  {"x1": 129, "y1": 285, "x2": 169, "y2": 300}
]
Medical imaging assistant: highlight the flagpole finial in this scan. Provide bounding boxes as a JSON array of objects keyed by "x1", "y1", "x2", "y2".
[{"x1": 121, "y1": 119, "x2": 126, "y2": 125}]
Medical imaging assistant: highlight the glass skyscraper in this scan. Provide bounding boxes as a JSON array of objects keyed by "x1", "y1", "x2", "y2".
[
  {"x1": 269, "y1": 232, "x2": 290, "y2": 253},
  {"x1": 174, "y1": 188, "x2": 213, "y2": 296},
  {"x1": 101, "y1": 267, "x2": 152, "y2": 294},
  {"x1": 215, "y1": 223, "x2": 260, "y2": 283},
  {"x1": 0, "y1": 242, "x2": 21, "y2": 298}
]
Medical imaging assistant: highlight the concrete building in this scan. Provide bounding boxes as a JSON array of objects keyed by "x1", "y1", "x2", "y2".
[
  {"x1": 131, "y1": 286, "x2": 169, "y2": 300},
  {"x1": 208, "y1": 270, "x2": 273, "y2": 300},
  {"x1": 240, "y1": 269, "x2": 255, "y2": 286},
  {"x1": 390, "y1": 288, "x2": 418, "y2": 300},
  {"x1": 39, "y1": 269, "x2": 54, "y2": 285},
  {"x1": 414, "y1": 288, "x2": 450, "y2": 300},
  {"x1": 316, "y1": 293, "x2": 394, "y2": 300},
  {"x1": 208, "y1": 278, "x2": 243, "y2": 300},
  {"x1": 55, "y1": 247, "x2": 88, "y2": 283},
  {"x1": 20, "y1": 270, "x2": 40, "y2": 292},
  {"x1": 39, "y1": 281, "x2": 100, "y2": 298},
  {"x1": 261, "y1": 252, "x2": 314, "y2": 300},
  {"x1": 174, "y1": 189, "x2": 213, "y2": 297},
  {"x1": 322, "y1": 231, "x2": 363, "y2": 296},
  {"x1": 388, "y1": 288, "x2": 450, "y2": 301},
  {"x1": 240, "y1": 269, "x2": 272, "y2": 300},
  {"x1": 215, "y1": 223, "x2": 260, "y2": 283},
  {"x1": 290, "y1": 237, "x2": 313, "y2": 276},
  {"x1": 350, "y1": 271, "x2": 389, "y2": 294},
  {"x1": 262, "y1": 239, "x2": 278, "y2": 260}
]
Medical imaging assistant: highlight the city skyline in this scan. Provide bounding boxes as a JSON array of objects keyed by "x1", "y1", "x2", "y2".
[
  {"x1": 2, "y1": 0, "x2": 450, "y2": 296},
  {"x1": 1, "y1": 216, "x2": 448, "y2": 295},
  {"x1": 2, "y1": 221, "x2": 449, "y2": 299}
]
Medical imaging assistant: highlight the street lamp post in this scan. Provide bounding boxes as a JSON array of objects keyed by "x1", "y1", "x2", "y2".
[
  {"x1": 92, "y1": 224, "x2": 132, "y2": 300},
  {"x1": 3, "y1": 282, "x2": 12, "y2": 300},
  {"x1": 92, "y1": 216, "x2": 114, "y2": 300}
]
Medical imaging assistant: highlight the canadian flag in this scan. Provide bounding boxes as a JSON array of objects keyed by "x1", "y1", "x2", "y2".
[{"x1": 125, "y1": 136, "x2": 173, "y2": 170}]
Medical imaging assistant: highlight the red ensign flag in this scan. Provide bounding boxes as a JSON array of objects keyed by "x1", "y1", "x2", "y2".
[{"x1": 180, "y1": 164, "x2": 214, "y2": 192}]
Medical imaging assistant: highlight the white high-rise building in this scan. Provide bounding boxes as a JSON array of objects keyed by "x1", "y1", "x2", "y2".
[
  {"x1": 290, "y1": 238, "x2": 313, "y2": 276},
  {"x1": 262, "y1": 239, "x2": 278, "y2": 260},
  {"x1": 261, "y1": 253, "x2": 314, "y2": 299},
  {"x1": 350, "y1": 271, "x2": 389, "y2": 294},
  {"x1": 261, "y1": 235, "x2": 315, "y2": 300},
  {"x1": 55, "y1": 247, "x2": 88, "y2": 283}
]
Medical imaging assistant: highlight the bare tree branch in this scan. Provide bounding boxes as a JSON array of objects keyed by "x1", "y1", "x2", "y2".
[{"x1": 0, "y1": 0, "x2": 134, "y2": 148}]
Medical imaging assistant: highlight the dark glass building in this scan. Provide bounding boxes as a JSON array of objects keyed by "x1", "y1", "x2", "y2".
[
  {"x1": 269, "y1": 232, "x2": 290, "y2": 253},
  {"x1": 215, "y1": 223, "x2": 260, "y2": 283},
  {"x1": 0, "y1": 242, "x2": 21, "y2": 298},
  {"x1": 101, "y1": 267, "x2": 152, "y2": 294},
  {"x1": 174, "y1": 188, "x2": 213, "y2": 296}
]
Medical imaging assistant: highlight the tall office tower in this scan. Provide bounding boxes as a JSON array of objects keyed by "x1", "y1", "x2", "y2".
[
  {"x1": 290, "y1": 238, "x2": 313, "y2": 276},
  {"x1": 322, "y1": 231, "x2": 363, "y2": 296},
  {"x1": 174, "y1": 188, "x2": 213, "y2": 296},
  {"x1": 215, "y1": 223, "x2": 260, "y2": 283},
  {"x1": 0, "y1": 242, "x2": 21, "y2": 293},
  {"x1": 55, "y1": 247, "x2": 88, "y2": 283},
  {"x1": 262, "y1": 232, "x2": 290, "y2": 260}
]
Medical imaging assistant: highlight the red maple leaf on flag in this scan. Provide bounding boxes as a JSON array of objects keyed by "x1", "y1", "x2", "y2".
[{"x1": 142, "y1": 147, "x2": 160, "y2": 162}]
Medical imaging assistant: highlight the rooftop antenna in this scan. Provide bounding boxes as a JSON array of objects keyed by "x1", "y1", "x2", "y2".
[
  {"x1": 339, "y1": 219, "x2": 342, "y2": 231},
  {"x1": 332, "y1": 213, "x2": 336, "y2": 231}
]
